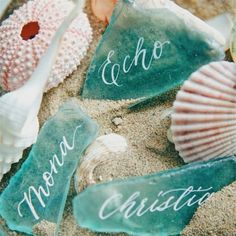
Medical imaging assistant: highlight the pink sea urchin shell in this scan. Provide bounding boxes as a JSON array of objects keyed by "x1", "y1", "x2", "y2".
[{"x1": 0, "y1": 0, "x2": 92, "y2": 92}]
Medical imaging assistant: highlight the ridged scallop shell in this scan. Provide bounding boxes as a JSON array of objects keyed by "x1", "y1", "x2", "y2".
[
  {"x1": 0, "y1": 1, "x2": 82, "y2": 182},
  {"x1": 75, "y1": 133, "x2": 128, "y2": 192},
  {"x1": 171, "y1": 61, "x2": 236, "y2": 163},
  {"x1": 0, "y1": 0, "x2": 92, "y2": 92}
]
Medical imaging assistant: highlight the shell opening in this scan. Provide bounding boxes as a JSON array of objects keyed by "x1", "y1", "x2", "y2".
[{"x1": 20, "y1": 22, "x2": 40, "y2": 40}]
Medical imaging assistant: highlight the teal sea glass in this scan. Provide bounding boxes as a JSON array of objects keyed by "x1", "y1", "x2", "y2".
[
  {"x1": 0, "y1": 229, "x2": 5, "y2": 236},
  {"x1": 73, "y1": 157, "x2": 236, "y2": 236},
  {"x1": 0, "y1": 101, "x2": 99, "y2": 235},
  {"x1": 82, "y1": 0, "x2": 224, "y2": 100}
]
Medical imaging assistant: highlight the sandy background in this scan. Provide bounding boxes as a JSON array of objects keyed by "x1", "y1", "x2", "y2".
[{"x1": 0, "y1": 0, "x2": 235, "y2": 235}]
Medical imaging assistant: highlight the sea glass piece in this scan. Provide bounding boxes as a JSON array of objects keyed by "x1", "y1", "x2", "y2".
[
  {"x1": 0, "y1": 229, "x2": 5, "y2": 236},
  {"x1": 82, "y1": 0, "x2": 225, "y2": 100},
  {"x1": 0, "y1": 101, "x2": 99, "y2": 235},
  {"x1": 73, "y1": 157, "x2": 236, "y2": 236}
]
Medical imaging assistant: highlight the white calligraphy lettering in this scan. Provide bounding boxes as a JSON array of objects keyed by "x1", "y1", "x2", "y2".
[
  {"x1": 98, "y1": 186, "x2": 213, "y2": 220},
  {"x1": 17, "y1": 125, "x2": 81, "y2": 220},
  {"x1": 98, "y1": 37, "x2": 170, "y2": 87}
]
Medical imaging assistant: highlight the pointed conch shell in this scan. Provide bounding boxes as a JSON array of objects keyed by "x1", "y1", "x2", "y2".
[
  {"x1": 75, "y1": 133, "x2": 128, "y2": 192},
  {"x1": 0, "y1": 1, "x2": 83, "y2": 182},
  {"x1": 171, "y1": 61, "x2": 236, "y2": 163}
]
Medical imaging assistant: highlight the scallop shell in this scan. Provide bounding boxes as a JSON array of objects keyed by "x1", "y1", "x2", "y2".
[
  {"x1": 0, "y1": 1, "x2": 82, "y2": 182},
  {"x1": 171, "y1": 61, "x2": 236, "y2": 163},
  {"x1": 75, "y1": 133, "x2": 128, "y2": 192},
  {"x1": 0, "y1": 0, "x2": 92, "y2": 92}
]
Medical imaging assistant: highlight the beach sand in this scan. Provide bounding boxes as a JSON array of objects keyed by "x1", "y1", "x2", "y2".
[{"x1": 0, "y1": 0, "x2": 235, "y2": 235}]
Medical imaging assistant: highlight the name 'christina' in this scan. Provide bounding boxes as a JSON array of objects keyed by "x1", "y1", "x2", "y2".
[{"x1": 99, "y1": 186, "x2": 214, "y2": 220}]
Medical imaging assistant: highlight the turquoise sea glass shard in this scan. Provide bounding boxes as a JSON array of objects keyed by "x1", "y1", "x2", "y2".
[
  {"x1": 82, "y1": 0, "x2": 224, "y2": 100},
  {"x1": 0, "y1": 229, "x2": 5, "y2": 236},
  {"x1": 73, "y1": 157, "x2": 236, "y2": 236},
  {"x1": 0, "y1": 101, "x2": 99, "y2": 235}
]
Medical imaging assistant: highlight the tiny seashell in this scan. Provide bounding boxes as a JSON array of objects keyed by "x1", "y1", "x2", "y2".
[
  {"x1": 0, "y1": 0, "x2": 92, "y2": 92},
  {"x1": 0, "y1": 1, "x2": 82, "y2": 182},
  {"x1": 171, "y1": 61, "x2": 236, "y2": 163},
  {"x1": 75, "y1": 133, "x2": 128, "y2": 192},
  {"x1": 91, "y1": 0, "x2": 117, "y2": 23}
]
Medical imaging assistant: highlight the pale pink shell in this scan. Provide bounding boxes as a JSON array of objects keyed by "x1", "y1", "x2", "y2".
[
  {"x1": 171, "y1": 61, "x2": 236, "y2": 163},
  {"x1": 0, "y1": 0, "x2": 92, "y2": 92}
]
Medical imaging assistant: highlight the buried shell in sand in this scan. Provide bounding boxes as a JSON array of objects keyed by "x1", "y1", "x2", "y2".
[
  {"x1": 75, "y1": 133, "x2": 128, "y2": 192},
  {"x1": 0, "y1": 0, "x2": 84, "y2": 182},
  {"x1": 171, "y1": 61, "x2": 236, "y2": 163},
  {"x1": 0, "y1": 0, "x2": 92, "y2": 92}
]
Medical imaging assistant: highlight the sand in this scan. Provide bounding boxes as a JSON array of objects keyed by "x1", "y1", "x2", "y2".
[{"x1": 0, "y1": 0, "x2": 235, "y2": 236}]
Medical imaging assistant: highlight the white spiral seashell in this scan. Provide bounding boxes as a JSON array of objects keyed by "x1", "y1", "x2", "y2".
[
  {"x1": 171, "y1": 61, "x2": 236, "y2": 163},
  {"x1": 75, "y1": 133, "x2": 128, "y2": 192},
  {"x1": 0, "y1": 1, "x2": 84, "y2": 182}
]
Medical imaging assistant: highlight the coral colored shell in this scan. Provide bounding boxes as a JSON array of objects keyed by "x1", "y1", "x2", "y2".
[
  {"x1": 171, "y1": 61, "x2": 236, "y2": 163},
  {"x1": 91, "y1": 0, "x2": 117, "y2": 23},
  {"x1": 75, "y1": 133, "x2": 128, "y2": 192},
  {"x1": 0, "y1": 0, "x2": 92, "y2": 92}
]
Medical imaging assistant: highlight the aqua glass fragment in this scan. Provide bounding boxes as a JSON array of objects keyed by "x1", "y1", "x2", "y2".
[
  {"x1": 73, "y1": 157, "x2": 236, "y2": 236},
  {"x1": 82, "y1": 0, "x2": 224, "y2": 100},
  {"x1": 0, "y1": 101, "x2": 99, "y2": 235},
  {"x1": 0, "y1": 229, "x2": 5, "y2": 236}
]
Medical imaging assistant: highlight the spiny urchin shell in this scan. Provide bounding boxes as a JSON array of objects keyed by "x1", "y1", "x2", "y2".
[{"x1": 0, "y1": 0, "x2": 92, "y2": 92}]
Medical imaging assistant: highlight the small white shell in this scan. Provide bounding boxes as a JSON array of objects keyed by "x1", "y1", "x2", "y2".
[
  {"x1": 0, "y1": 2, "x2": 83, "y2": 181},
  {"x1": 75, "y1": 133, "x2": 128, "y2": 192},
  {"x1": 171, "y1": 61, "x2": 236, "y2": 163},
  {"x1": 206, "y1": 13, "x2": 233, "y2": 50}
]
